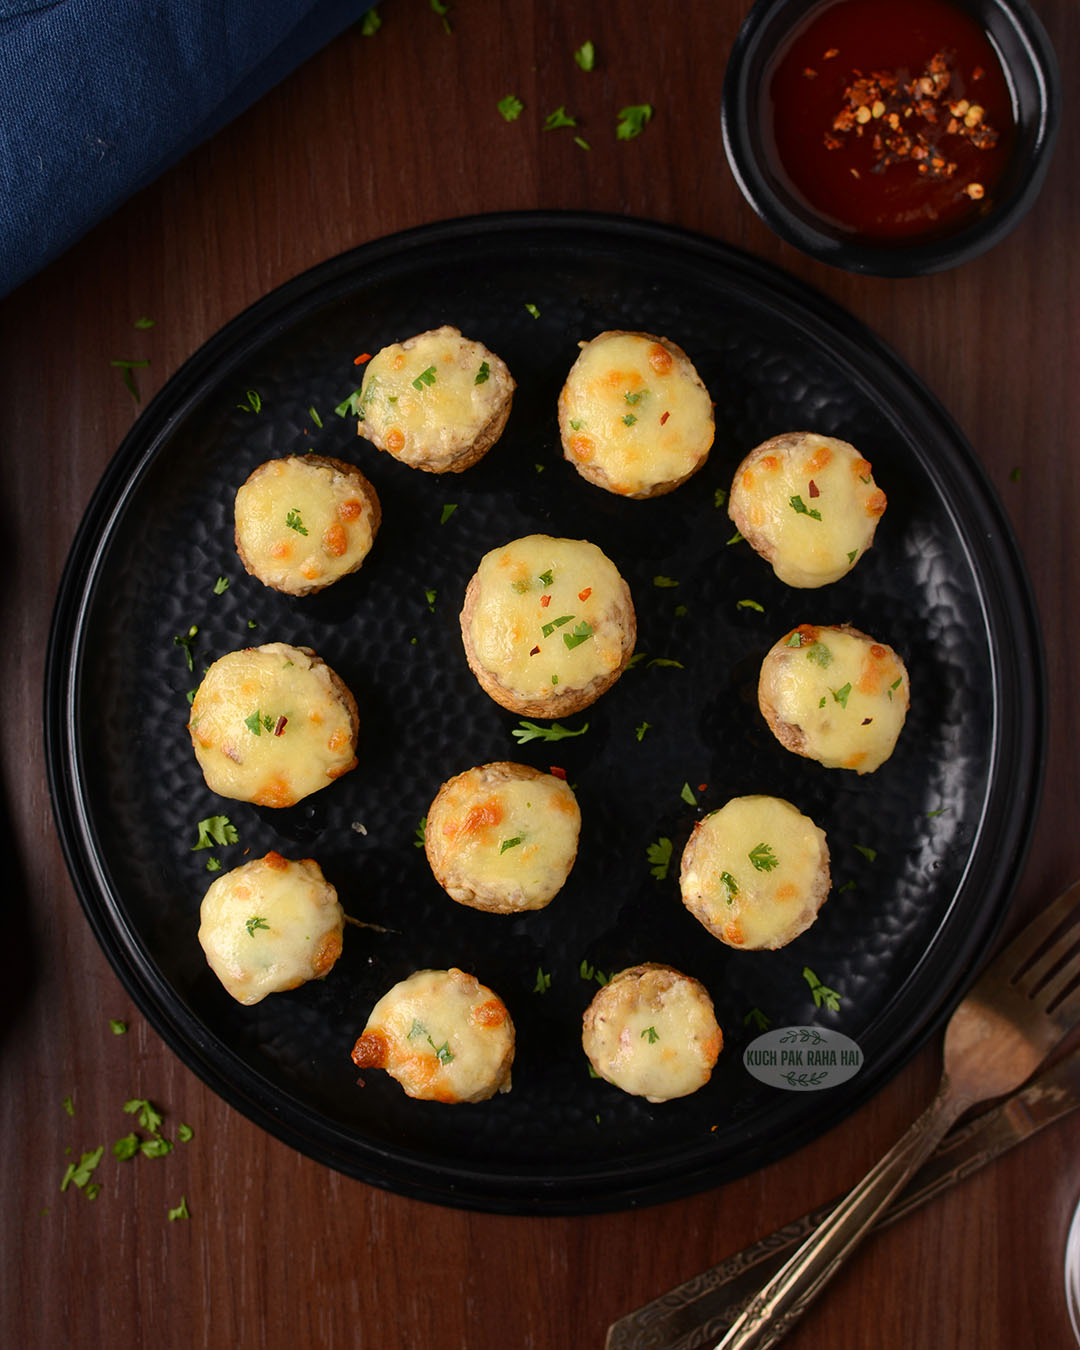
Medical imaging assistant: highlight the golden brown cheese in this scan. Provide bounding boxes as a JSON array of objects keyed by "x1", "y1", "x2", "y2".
[
  {"x1": 728, "y1": 432, "x2": 887, "y2": 587},
  {"x1": 358, "y1": 325, "x2": 515, "y2": 473},
  {"x1": 234, "y1": 454, "x2": 380, "y2": 595},
  {"x1": 558, "y1": 331, "x2": 715, "y2": 497},
  {"x1": 198, "y1": 852, "x2": 344, "y2": 1005},
  {"x1": 460, "y1": 534, "x2": 636, "y2": 716},
  {"x1": 758, "y1": 624, "x2": 911, "y2": 774},
  {"x1": 679, "y1": 795, "x2": 831, "y2": 950},
  {"x1": 581, "y1": 964, "x2": 722, "y2": 1102},
  {"x1": 350, "y1": 968, "x2": 515, "y2": 1103},
  {"x1": 425, "y1": 762, "x2": 581, "y2": 913},
  {"x1": 188, "y1": 642, "x2": 358, "y2": 807}
]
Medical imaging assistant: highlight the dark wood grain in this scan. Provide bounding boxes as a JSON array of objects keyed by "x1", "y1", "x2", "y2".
[{"x1": 2, "y1": 2, "x2": 1077, "y2": 1347}]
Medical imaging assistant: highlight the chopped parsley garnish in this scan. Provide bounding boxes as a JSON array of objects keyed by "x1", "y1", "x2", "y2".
[
  {"x1": 831, "y1": 682, "x2": 852, "y2": 709},
  {"x1": 673, "y1": 604, "x2": 688, "y2": 618},
  {"x1": 440, "y1": 503, "x2": 457, "y2": 524},
  {"x1": 785, "y1": 632, "x2": 804, "y2": 648},
  {"x1": 790, "y1": 494, "x2": 822, "y2": 521},
  {"x1": 533, "y1": 967, "x2": 552, "y2": 994},
  {"x1": 407, "y1": 1019, "x2": 428, "y2": 1040},
  {"x1": 524, "y1": 303, "x2": 540, "y2": 319},
  {"x1": 111, "y1": 358, "x2": 151, "y2": 402},
  {"x1": 579, "y1": 959, "x2": 609, "y2": 986},
  {"x1": 173, "y1": 624, "x2": 198, "y2": 671},
  {"x1": 634, "y1": 721, "x2": 652, "y2": 741},
  {"x1": 803, "y1": 966, "x2": 842, "y2": 1012},
  {"x1": 680, "y1": 781, "x2": 697, "y2": 806},
  {"x1": 62, "y1": 1095, "x2": 75, "y2": 1117},
  {"x1": 749, "y1": 842, "x2": 779, "y2": 872},
  {"x1": 429, "y1": 1037, "x2": 454, "y2": 1064},
  {"x1": 624, "y1": 390, "x2": 645, "y2": 404},
  {"x1": 744, "y1": 1006, "x2": 771, "y2": 1032},
  {"x1": 511, "y1": 719, "x2": 589, "y2": 744},
  {"x1": 646, "y1": 657, "x2": 684, "y2": 669},
  {"x1": 430, "y1": 0, "x2": 451, "y2": 33},
  {"x1": 411, "y1": 365, "x2": 437, "y2": 390},
  {"x1": 818, "y1": 695, "x2": 827, "y2": 708},
  {"x1": 853, "y1": 844, "x2": 878, "y2": 863},
  {"x1": 205, "y1": 857, "x2": 221, "y2": 872},
  {"x1": 309, "y1": 405, "x2": 323, "y2": 428},
  {"x1": 499, "y1": 836, "x2": 524, "y2": 854},
  {"x1": 847, "y1": 549, "x2": 858, "y2": 563},
  {"x1": 285, "y1": 507, "x2": 308, "y2": 535},
  {"x1": 1009, "y1": 465, "x2": 1022, "y2": 483},
  {"x1": 574, "y1": 135, "x2": 591, "y2": 151},
  {"x1": 653, "y1": 575, "x2": 679, "y2": 588},
  {"x1": 573, "y1": 39, "x2": 595, "y2": 71},
  {"x1": 475, "y1": 360, "x2": 491, "y2": 385},
  {"x1": 726, "y1": 528, "x2": 744, "y2": 545},
  {"x1": 616, "y1": 103, "x2": 653, "y2": 139},
  {"x1": 713, "y1": 487, "x2": 728, "y2": 508},
  {"x1": 413, "y1": 816, "x2": 427, "y2": 848},
  {"x1": 721, "y1": 871, "x2": 739, "y2": 903},
  {"x1": 61, "y1": 1146, "x2": 104, "y2": 1195},
  {"x1": 927, "y1": 806, "x2": 949, "y2": 818},
  {"x1": 544, "y1": 106, "x2": 577, "y2": 130},
  {"x1": 647, "y1": 836, "x2": 673, "y2": 881},
  {"x1": 110, "y1": 1020, "x2": 127, "y2": 1036},
  {"x1": 177, "y1": 1123, "x2": 194, "y2": 1142},
  {"x1": 541, "y1": 613, "x2": 575, "y2": 638},
  {"x1": 133, "y1": 316, "x2": 156, "y2": 329},
  {"x1": 425, "y1": 587, "x2": 437, "y2": 612},
  {"x1": 837, "y1": 879, "x2": 856, "y2": 893},
  {"x1": 244, "y1": 710, "x2": 275, "y2": 736},
  {"x1": 236, "y1": 388, "x2": 261, "y2": 414},
  {"x1": 245, "y1": 916, "x2": 270, "y2": 937},
  {"x1": 334, "y1": 388, "x2": 364, "y2": 417},
  {"x1": 192, "y1": 815, "x2": 238, "y2": 851},
  {"x1": 168, "y1": 1196, "x2": 190, "y2": 1221},
  {"x1": 563, "y1": 620, "x2": 593, "y2": 650},
  {"x1": 212, "y1": 575, "x2": 229, "y2": 595},
  {"x1": 640, "y1": 1025, "x2": 660, "y2": 1044},
  {"x1": 806, "y1": 641, "x2": 832, "y2": 668},
  {"x1": 497, "y1": 94, "x2": 524, "y2": 121},
  {"x1": 737, "y1": 598, "x2": 764, "y2": 612},
  {"x1": 123, "y1": 1098, "x2": 164, "y2": 1135},
  {"x1": 887, "y1": 676, "x2": 903, "y2": 701},
  {"x1": 538, "y1": 569, "x2": 554, "y2": 586},
  {"x1": 360, "y1": 7, "x2": 381, "y2": 36},
  {"x1": 569, "y1": 418, "x2": 584, "y2": 431},
  {"x1": 113, "y1": 1133, "x2": 140, "y2": 1161},
  {"x1": 622, "y1": 413, "x2": 637, "y2": 426}
]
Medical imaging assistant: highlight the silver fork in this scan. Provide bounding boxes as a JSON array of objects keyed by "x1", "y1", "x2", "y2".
[{"x1": 716, "y1": 878, "x2": 1080, "y2": 1350}]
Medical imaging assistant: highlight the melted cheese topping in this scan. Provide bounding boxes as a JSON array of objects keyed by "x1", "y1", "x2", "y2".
[
  {"x1": 760, "y1": 625, "x2": 910, "y2": 773},
  {"x1": 426, "y1": 763, "x2": 580, "y2": 911},
  {"x1": 465, "y1": 535, "x2": 633, "y2": 699},
  {"x1": 360, "y1": 326, "x2": 513, "y2": 470},
  {"x1": 582, "y1": 965, "x2": 722, "y2": 1102},
  {"x1": 559, "y1": 332, "x2": 714, "y2": 496},
  {"x1": 680, "y1": 796, "x2": 830, "y2": 950},
  {"x1": 188, "y1": 643, "x2": 357, "y2": 807},
  {"x1": 198, "y1": 852, "x2": 344, "y2": 1006},
  {"x1": 234, "y1": 456, "x2": 377, "y2": 594},
  {"x1": 352, "y1": 968, "x2": 515, "y2": 1103},
  {"x1": 729, "y1": 433, "x2": 886, "y2": 587}
]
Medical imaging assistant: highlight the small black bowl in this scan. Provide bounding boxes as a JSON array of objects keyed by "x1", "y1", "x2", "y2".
[{"x1": 721, "y1": 0, "x2": 1061, "y2": 275}]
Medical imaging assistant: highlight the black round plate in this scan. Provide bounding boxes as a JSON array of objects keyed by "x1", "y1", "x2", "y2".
[{"x1": 45, "y1": 213, "x2": 1044, "y2": 1213}]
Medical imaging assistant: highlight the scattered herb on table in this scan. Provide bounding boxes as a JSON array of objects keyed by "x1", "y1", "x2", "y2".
[
  {"x1": 192, "y1": 815, "x2": 238, "y2": 851},
  {"x1": 737, "y1": 598, "x2": 764, "y2": 613},
  {"x1": 334, "y1": 389, "x2": 363, "y2": 417},
  {"x1": 853, "y1": 843, "x2": 877, "y2": 863},
  {"x1": 212, "y1": 576, "x2": 229, "y2": 595},
  {"x1": 413, "y1": 816, "x2": 427, "y2": 848},
  {"x1": 634, "y1": 721, "x2": 652, "y2": 741},
  {"x1": 653, "y1": 575, "x2": 679, "y2": 588},
  {"x1": 803, "y1": 966, "x2": 842, "y2": 1011},
  {"x1": 173, "y1": 625, "x2": 198, "y2": 671},
  {"x1": 440, "y1": 503, "x2": 457, "y2": 524},
  {"x1": 168, "y1": 1196, "x2": 190, "y2": 1221},
  {"x1": 111, "y1": 358, "x2": 151, "y2": 402},
  {"x1": 616, "y1": 104, "x2": 653, "y2": 139},
  {"x1": 544, "y1": 106, "x2": 577, "y2": 130},
  {"x1": 236, "y1": 389, "x2": 261, "y2": 414},
  {"x1": 360, "y1": 7, "x2": 380, "y2": 36},
  {"x1": 647, "y1": 837, "x2": 673, "y2": 881},
  {"x1": 533, "y1": 967, "x2": 552, "y2": 995},
  {"x1": 573, "y1": 40, "x2": 595, "y2": 71},
  {"x1": 744, "y1": 1007, "x2": 771, "y2": 1032},
  {"x1": 109, "y1": 1020, "x2": 127, "y2": 1036},
  {"x1": 512, "y1": 719, "x2": 589, "y2": 744},
  {"x1": 497, "y1": 94, "x2": 524, "y2": 121},
  {"x1": 680, "y1": 782, "x2": 698, "y2": 806}
]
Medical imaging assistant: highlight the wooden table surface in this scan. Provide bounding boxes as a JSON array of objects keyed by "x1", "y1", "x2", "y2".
[{"x1": 3, "y1": 2, "x2": 1078, "y2": 1346}]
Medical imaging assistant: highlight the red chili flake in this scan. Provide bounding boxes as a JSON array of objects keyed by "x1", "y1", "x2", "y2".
[
  {"x1": 529, "y1": 645, "x2": 540, "y2": 656},
  {"x1": 549, "y1": 766, "x2": 567, "y2": 780},
  {"x1": 698, "y1": 783, "x2": 708, "y2": 792},
  {"x1": 660, "y1": 410, "x2": 670, "y2": 425},
  {"x1": 578, "y1": 587, "x2": 592, "y2": 601},
  {"x1": 808, "y1": 479, "x2": 820, "y2": 498},
  {"x1": 804, "y1": 66, "x2": 818, "y2": 79},
  {"x1": 972, "y1": 65, "x2": 985, "y2": 80},
  {"x1": 540, "y1": 594, "x2": 551, "y2": 607},
  {"x1": 354, "y1": 352, "x2": 372, "y2": 365},
  {"x1": 274, "y1": 716, "x2": 288, "y2": 736},
  {"x1": 823, "y1": 47, "x2": 839, "y2": 59}
]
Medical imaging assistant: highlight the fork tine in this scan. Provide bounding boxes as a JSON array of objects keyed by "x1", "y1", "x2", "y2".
[
  {"x1": 994, "y1": 879, "x2": 1080, "y2": 978},
  {"x1": 1013, "y1": 911, "x2": 1080, "y2": 998},
  {"x1": 1045, "y1": 983, "x2": 1080, "y2": 1032}
]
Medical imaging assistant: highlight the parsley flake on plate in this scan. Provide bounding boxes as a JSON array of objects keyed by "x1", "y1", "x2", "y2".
[
  {"x1": 616, "y1": 103, "x2": 653, "y2": 139},
  {"x1": 497, "y1": 94, "x2": 524, "y2": 122},
  {"x1": 573, "y1": 40, "x2": 595, "y2": 71},
  {"x1": 192, "y1": 815, "x2": 238, "y2": 851}
]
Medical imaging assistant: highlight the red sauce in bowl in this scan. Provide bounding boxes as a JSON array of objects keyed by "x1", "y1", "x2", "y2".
[{"x1": 764, "y1": 0, "x2": 1016, "y2": 241}]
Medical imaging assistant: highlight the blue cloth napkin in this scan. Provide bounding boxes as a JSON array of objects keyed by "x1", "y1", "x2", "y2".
[{"x1": 0, "y1": 0, "x2": 373, "y2": 298}]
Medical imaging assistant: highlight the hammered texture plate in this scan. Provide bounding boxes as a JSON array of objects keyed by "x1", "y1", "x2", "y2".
[{"x1": 45, "y1": 213, "x2": 1043, "y2": 1212}]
